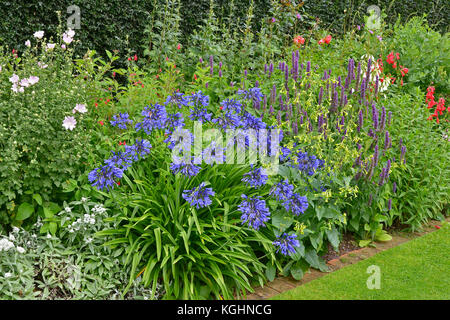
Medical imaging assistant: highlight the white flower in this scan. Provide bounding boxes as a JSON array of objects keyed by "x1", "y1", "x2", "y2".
[
  {"x1": 86, "y1": 237, "x2": 93, "y2": 244},
  {"x1": 25, "y1": 40, "x2": 31, "y2": 47},
  {"x1": 4, "y1": 272, "x2": 13, "y2": 278},
  {"x1": 12, "y1": 226, "x2": 20, "y2": 233},
  {"x1": 67, "y1": 29, "x2": 75, "y2": 38},
  {"x1": 0, "y1": 238, "x2": 15, "y2": 251},
  {"x1": 19, "y1": 78, "x2": 30, "y2": 87},
  {"x1": 62, "y1": 116, "x2": 77, "y2": 131},
  {"x1": 65, "y1": 207, "x2": 72, "y2": 213},
  {"x1": 17, "y1": 246, "x2": 25, "y2": 254},
  {"x1": 46, "y1": 43, "x2": 56, "y2": 50},
  {"x1": 33, "y1": 31, "x2": 44, "y2": 39},
  {"x1": 46, "y1": 234, "x2": 52, "y2": 239},
  {"x1": 89, "y1": 218, "x2": 95, "y2": 225},
  {"x1": 62, "y1": 34, "x2": 73, "y2": 45},
  {"x1": 0, "y1": 65, "x2": 2, "y2": 72},
  {"x1": 11, "y1": 84, "x2": 25, "y2": 93},
  {"x1": 61, "y1": 44, "x2": 66, "y2": 49},
  {"x1": 8, "y1": 234, "x2": 15, "y2": 242},
  {"x1": 9, "y1": 74, "x2": 19, "y2": 83},
  {"x1": 37, "y1": 62, "x2": 48, "y2": 69},
  {"x1": 81, "y1": 197, "x2": 88, "y2": 203},
  {"x1": 72, "y1": 103, "x2": 88, "y2": 114},
  {"x1": 27, "y1": 76, "x2": 39, "y2": 85}
]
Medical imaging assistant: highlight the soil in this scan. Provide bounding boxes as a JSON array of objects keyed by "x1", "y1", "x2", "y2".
[{"x1": 321, "y1": 233, "x2": 359, "y2": 262}]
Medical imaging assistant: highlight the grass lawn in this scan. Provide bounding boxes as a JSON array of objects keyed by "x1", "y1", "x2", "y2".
[{"x1": 271, "y1": 223, "x2": 450, "y2": 300}]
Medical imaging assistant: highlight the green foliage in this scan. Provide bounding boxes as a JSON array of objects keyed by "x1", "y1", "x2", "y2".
[{"x1": 387, "y1": 16, "x2": 450, "y2": 91}]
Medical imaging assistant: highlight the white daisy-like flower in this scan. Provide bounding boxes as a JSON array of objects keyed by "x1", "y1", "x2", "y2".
[
  {"x1": 72, "y1": 103, "x2": 88, "y2": 114},
  {"x1": 25, "y1": 40, "x2": 31, "y2": 47},
  {"x1": 4, "y1": 272, "x2": 13, "y2": 278},
  {"x1": 9, "y1": 74, "x2": 19, "y2": 83},
  {"x1": 27, "y1": 76, "x2": 39, "y2": 85},
  {"x1": 33, "y1": 31, "x2": 44, "y2": 39},
  {"x1": 17, "y1": 246, "x2": 25, "y2": 254},
  {"x1": 62, "y1": 116, "x2": 77, "y2": 131}
]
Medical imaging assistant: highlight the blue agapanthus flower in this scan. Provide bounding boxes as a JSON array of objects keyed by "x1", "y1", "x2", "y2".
[
  {"x1": 170, "y1": 159, "x2": 201, "y2": 177},
  {"x1": 182, "y1": 182, "x2": 215, "y2": 209},
  {"x1": 221, "y1": 98, "x2": 243, "y2": 114},
  {"x1": 189, "y1": 105, "x2": 212, "y2": 123},
  {"x1": 279, "y1": 147, "x2": 291, "y2": 162},
  {"x1": 270, "y1": 180, "x2": 294, "y2": 202},
  {"x1": 237, "y1": 87, "x2": 263, "y2": 104},
  {"x1": 165, "y1": 92, "x2": 190, "y2": 108},
  {"x1": 238, "y1": 195, "x2": 271, "y2": 230},
  {"x1": 242, "y1": 166, "x2": 268, "y2": 188},
  {"x1": 124, "y1": 139, "x2": 152, "y2": 161},
  {"x1": 295, "y1": 151, "x2": 324, "y2": 176},
  {"x1": 110, "y1": 112, "x2": 133, "y2": 129},
  {"x1": 283, "y1": 193, "x2": 309, "y2": 215},
  {"x1": 273, "y1": 233, "x2": 300, "y2": 256},
  {"x1": 104, "y1": 150, "x2": 134, "y2": 171},
  {"x1": 187, "y1": 91, "x2": 210, "y2": 107},
  {"x1": 212, "y1": 111, "x2": 242, "y2": 129},
  {"x1": 165, "y1": 112, "x2": 185, "y2": 134},
  {"x1": 135, "y1": 104, "x2": 168, "y2": 134},
  {"x1": 88, "y1": 164, "x2": 123, "y2": 191},
  {"x1": 241, "y1": 112, "x2": 266, "y2": 130}
]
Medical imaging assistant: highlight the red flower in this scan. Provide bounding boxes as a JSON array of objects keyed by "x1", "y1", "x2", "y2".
[
  {"x1": 387, "y1": 52, "x2": 395, "y2": 64},
  {"x1": 194, "y1": 74, "x2": 198, "y2": 80},
  {"x1": 128, "y1": 57, "x2": 131, "y2": 61},
  {"x1": 98, "y1": 120, "x2": 104, "y2": 126},
  {"x1": 434, "y1": 225, "x2": 441, "y2": 229},
  {"x1": 293, "y1": 35, "x2": 305, "y2": 46},
  {"x1": 324, "y1": 35, "x2": 332, "y2": 44},
  {"x1": 393, "y1": 62, "x2": 397, "y2": 69},
  {"x1": 134, "y1": 54, "x2": 138, "y2": 61},
  {"x1": 318, "y1": 38, "x2": 324, "y2": 45},
  {"x1": 396, "y1": 52, "x2": 400, "y2": 60},
  {"x1": 177, "y1": 43, "x2": 181, "y2": 50}
]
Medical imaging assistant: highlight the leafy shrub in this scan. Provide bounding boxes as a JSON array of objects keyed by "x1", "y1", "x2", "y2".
[{"x1": 387, "y1": 16, "x2": 450, "y2": 92}]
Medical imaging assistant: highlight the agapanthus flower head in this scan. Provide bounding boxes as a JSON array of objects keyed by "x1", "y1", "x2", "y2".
[
  {"x1": 165, "y1": 112, "x2": 185, "y2": 134},
  {"x1": 270, "y1": 180, "x2": 294, "y2": 202},
  {"x1": 273, "y1": 233, "x2": 300, "y2": 256},
  {"x1": 237, "y1": 87, "x2": 263, "y2": 104},
  {"x1": 283, "y1": 193, "x2": 309, "y2": 215},
  {"x1": 135, "y1": 104, "x2": 168, "y2": 134},
  {"x1": 165, "y1": 92, "x2": 190, "y2": 108},
  {"x1": 187, "y1": 91, "x2": 209, "y2": 107},
  {"x1": 88, "y1": 164, "x2": 123, "y2": 191},
  {"x1": 105, "y1": 150, "x2": 134, "y2": 170},
  {"x1": 221, "y1": 98, "x2": 243, "y2": 114},
  {"x1": 110, "y1": 112, "x2": 132, "y2": 129},
  {"x1": 182, "y1": 182, "x2": 215, "y2": 209},
  {"x1": 238, "y1": 195, "x2": 271, "y2": 230},
  {"x1": 242, "y1": 165, "x2": 268, "y2": 188},
  {"x1": 170, "y1": 158, "x2": 201, "y2": 177}
]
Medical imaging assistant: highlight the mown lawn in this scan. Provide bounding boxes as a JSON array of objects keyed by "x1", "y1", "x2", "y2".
[{"x1": 272, "y1": 223, "x2": 450, "y2": 300}]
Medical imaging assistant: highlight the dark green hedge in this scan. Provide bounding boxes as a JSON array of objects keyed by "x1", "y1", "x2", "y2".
[{"x1": 1, "y1": 0, "x2": 447, "y2": 61}]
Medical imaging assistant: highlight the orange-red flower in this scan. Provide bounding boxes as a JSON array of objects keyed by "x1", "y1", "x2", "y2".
[{"x1": 293, "y1": 35, "x2": 305, "y2": 46}]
